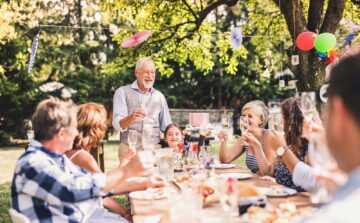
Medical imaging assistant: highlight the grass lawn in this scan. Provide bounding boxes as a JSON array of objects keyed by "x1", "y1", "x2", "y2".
[{"x1": 0, "y1": 138, "x2": 244, "y2": 222}]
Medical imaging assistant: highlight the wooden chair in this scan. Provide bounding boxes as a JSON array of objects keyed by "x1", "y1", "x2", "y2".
[
  {"x1": 91, "y1": 140, "x2": 106, "y2": 172},
  {"x1": 9, "y1": 209, "x2": 30, "y2": 223}
]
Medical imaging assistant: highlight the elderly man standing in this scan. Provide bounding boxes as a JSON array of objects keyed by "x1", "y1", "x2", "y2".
[
  {"x1": 303, "y1": 48, "x2": 360, "y2": 222},
  {"x1": 112, "y1": 57, "x2": 172, "y2": 163},
  {"x1": 11, "y1": 97, "x2": 161, "y2": 222}
]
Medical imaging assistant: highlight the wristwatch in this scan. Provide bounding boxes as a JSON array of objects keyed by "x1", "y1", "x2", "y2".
[{"x1": 276, "y1": 146, "x2": 288, "y2": 157}]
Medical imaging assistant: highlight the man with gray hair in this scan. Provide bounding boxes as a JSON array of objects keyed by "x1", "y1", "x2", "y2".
[
  {"x1": 11, "y1": 97, "x2": 158, "y2": 222},
  {"x1": 112, "y1": 57, "x2": 172, "y2": 164}
]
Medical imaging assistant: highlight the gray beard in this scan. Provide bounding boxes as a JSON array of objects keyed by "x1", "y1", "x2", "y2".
[{"x1": 143, "y1": 80, "x2": 154, "y2": 89}]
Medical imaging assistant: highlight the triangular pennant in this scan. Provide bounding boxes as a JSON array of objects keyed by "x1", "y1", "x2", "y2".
[{"x1": 28, "y1": 32, "x2": 40, "y2": 73}]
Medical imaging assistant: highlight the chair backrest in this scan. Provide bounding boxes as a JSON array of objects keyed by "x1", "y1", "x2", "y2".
[{"x1": 8, "y1": 209, "x2": 30, "y2": 223}]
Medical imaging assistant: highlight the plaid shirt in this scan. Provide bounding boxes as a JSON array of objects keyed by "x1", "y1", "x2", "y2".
[{"x1": 11, "y1": 140, "x2": 107, "y2": 222}]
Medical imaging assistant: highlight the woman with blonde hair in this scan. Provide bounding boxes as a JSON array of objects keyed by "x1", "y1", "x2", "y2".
[{"x1": 219, "y1": 100, "x2": 278, "y2": 176}]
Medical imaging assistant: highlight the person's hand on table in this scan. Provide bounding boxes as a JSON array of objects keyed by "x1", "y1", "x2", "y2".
[{"x1": 146, "y1": 175, "x2": 166, "y2": 188}]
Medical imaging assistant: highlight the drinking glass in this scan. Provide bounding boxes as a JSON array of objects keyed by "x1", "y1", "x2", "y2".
[
  {"x1": 220, "y1": 178, "x2": 239, "y2": 221},
  {"x1": 140, "y1": 94, "x2": 150, "y2": 110},
  {"x1": 128, "y1": 130, "x2": 137, "y2": 150},
  {"x1": 308, "y1": 131, "x2": 336, "y2": 205},
  {"x1": 27, "y1": 130, "x2": 34, "y2": 141},
  {"x1": 155, "y1": 148, "x2": 175, "y2": 181},
  {"x1": 268, "y1": 100, "x2": 283, "y2": 132},
  {"x1": 239, "y1": 116, "x2": 250, "y2": 135},
  {"x1": 301, "y1": 92, "x2": 317, "y2": 121}
]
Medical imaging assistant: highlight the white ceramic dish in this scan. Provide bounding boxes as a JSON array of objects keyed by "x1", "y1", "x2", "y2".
[
  {"x1": 260, "y1": 187, "x2": 297, "y2": 197},
  {"x1": 129, "y1": 189, "x2": 167, "y2": 200},
  {"x1": 220, "y1": 172, "x2": 252, "y2": 180},
  {"x1": 210, "y1": 163, "x2": 236, "y2": 169}
]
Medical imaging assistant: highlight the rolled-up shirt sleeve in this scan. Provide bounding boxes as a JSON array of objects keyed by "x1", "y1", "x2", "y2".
[
  {"x1": 159, "y1": 94, "x2": 172, "y2": 132},
  {"x1": 112, "y1": 87, "x2": 128, "y2": 132},
  {"x1": 293, "y1": 161, "x2": 318, "y2": 192}
]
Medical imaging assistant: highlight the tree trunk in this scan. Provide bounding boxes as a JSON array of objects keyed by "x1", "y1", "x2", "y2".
[{"x1": 274, "y1": 0, "x2": 347, "y2": 91}]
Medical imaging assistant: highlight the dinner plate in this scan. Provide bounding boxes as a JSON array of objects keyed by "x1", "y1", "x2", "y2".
[
  {"x1": 129, "y1": 189, "x2": 167, "y2": 200},
  {"x1": 260, "y1": 187, "x2": 297, "y2": 197},
  {"x1": 210, "y1": 163, "x2": 236, "y2": 169},
  {"x1": 219, "y1": 172, "x2": 252, "y2": 180}
]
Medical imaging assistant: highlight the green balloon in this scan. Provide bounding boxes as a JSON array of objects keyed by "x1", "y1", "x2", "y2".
[{"x1": 314, "y1": 33, "x2": 337, "y2": 53}]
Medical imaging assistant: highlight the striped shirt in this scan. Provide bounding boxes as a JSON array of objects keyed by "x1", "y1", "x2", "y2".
[{"x1": 245, "y1": 129, "x2": 268, "y2": 173}]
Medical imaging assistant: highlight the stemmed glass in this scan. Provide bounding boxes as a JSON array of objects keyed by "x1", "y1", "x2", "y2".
[
  {"x1": 268, "y1": 100, "x2": 283, "y2": 132},
  {"x1": 308, "y1": 131, "x2": 336, "y2": 205},
  {"x1": 301, "y1": 92, "x2": 316, "y2": 122},
  {"x1": 27, "y1": 130, "x2": 34, "y2": 141},
  {"x1": 239, "y1": 116, "x2": 250, "y2": 135},
  {"x1": 128, "y1": 130, "x2": 138, "y2": 151},
  {"x1": 141, "y1": 125, "x2": 157, "y2": 202},
  {"x1": 220, "y1": 178, "x2": 239, "y2": 221}
]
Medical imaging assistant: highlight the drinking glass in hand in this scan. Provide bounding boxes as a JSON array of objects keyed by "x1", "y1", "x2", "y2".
[
  {"x1": 27, "y1": 130, "x2": 34, "y2": 141},
  {"x1": 308, "y1": 131, "x2": 336, "y2": 205},
  {"x1": 268, "y1": 100, "x2": 283, "y2": 132},
  {"x1": 301, "y1": 92, "x2": 316, "y2": 121},
  {"x1": 239, "y1": 116, "x2": 250, "y2": 135},
  {"x1": 128, "y1": 130, "x2": 138, "y2": 151}
]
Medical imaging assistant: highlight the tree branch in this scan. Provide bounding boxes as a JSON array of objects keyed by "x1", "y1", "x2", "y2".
[
  {"x1": 177, "y1": 0, "x2": 239, "y2": 42},
  {"x1": 307, "y1": 0, "x2": 325, "y2": 32},
  {"x1": 320, "y1": 0, "x2": 347, "y2": 33},
  {"x1": 181, "y1": 0, "x2": 198, "y2": 20},
  {"x1": 351, "y1": 0, "x2": 360, "y2": 6}
]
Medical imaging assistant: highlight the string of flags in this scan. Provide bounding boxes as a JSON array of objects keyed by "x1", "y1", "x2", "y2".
[
  {"x1": 28, "y1": 31, "x2": 40, "y2": 73},
  {"x1": 28, "y1": 24, "x2": 360, "y2": 77}
]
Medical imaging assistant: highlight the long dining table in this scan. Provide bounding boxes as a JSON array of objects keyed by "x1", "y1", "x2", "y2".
[{"x1": 130, "y1": 166, "x2": 312, "y2": 223}]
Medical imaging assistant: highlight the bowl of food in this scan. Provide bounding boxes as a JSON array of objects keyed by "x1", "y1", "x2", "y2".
[{"x1": 237, "y1": 184, "x2": 267, "y2": 215}]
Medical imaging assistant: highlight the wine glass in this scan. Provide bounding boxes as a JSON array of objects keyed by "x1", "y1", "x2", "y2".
[
  {"x1": 308, "y1": 131, "x2": 336, "y2": 205},
  {"x1": 27, "y1": 130, "x2": 34, "y2": 141},
  {"x1": 239, "y1": 116, "x2": 250, "y2": 135},
  {"x1": 141, "y1": 125, "x2": 157, "y2": 202},
  {"x1": 301, "y1": 92, "x2": 316, "y2": 121},
  {"x1": 128, "y1": 130, "x2": 138, "y2": 151},
  {"x1": 220, "y1": 178, "x2": 239, "y2": 221},
  {"x1": 140, "y1": 94, "x2": 150, "y2": 110},
  {"x1": 268, "y1": 100, "x2": 284, "y2": 132}
]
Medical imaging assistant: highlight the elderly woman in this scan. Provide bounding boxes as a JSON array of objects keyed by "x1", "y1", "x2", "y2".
[
  {"x1": 66, "y1": 103, "x2": 164, "y2": 221},
  {"x1": 219, "y1": 100, "x2": 278, "y2": 176}
]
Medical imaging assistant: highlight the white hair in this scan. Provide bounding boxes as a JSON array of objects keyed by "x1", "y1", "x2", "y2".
[
  {"x1": 242, "y1": 100, "x2": 269, "y2": 128},
  {"x1": 135, "y1": 57, "x2": 155, "y2": 71}
]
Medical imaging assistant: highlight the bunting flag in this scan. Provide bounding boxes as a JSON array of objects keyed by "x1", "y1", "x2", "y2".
[
  {"x1": 230, "y1": 27, "x2": 243, "y2": 49},
  {"x1": 341, "y1": 33, "x2": 356, "y2": 47},
  {"x1": 28, "y1": 32, "x2": 40, "y2": 73}
]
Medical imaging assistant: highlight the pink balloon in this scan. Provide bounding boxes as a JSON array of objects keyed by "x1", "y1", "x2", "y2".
[
  {"x1": 121, "y1": 31, "x2": 151, "y2": 48},
  {"x1": 296, "y1": 32, "x2": 317, "y2": 51}
]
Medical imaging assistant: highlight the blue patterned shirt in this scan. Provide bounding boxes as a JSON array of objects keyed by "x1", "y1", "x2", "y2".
[{"x1": 11, "y1": 140, "x2": 107, "y2": 222}]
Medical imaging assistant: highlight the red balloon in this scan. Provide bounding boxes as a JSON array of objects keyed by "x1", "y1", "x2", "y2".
[{"x1": 296, "y1": 32, "x2": 317, "y2": 51}]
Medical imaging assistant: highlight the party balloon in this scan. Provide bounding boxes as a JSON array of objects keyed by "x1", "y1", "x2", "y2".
[
  {"x1": 314, "y1": 33, "x2": 337, "y2": 53},
  {"x1": 316, "y1": 51, "x2": 328, "y2": 60},
  {"x1": 324, "y1": 54, "x2": 337, "y2": 65},
  {"x1": 296, "y1": 32, "x2": 317, "y2": 51}
]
